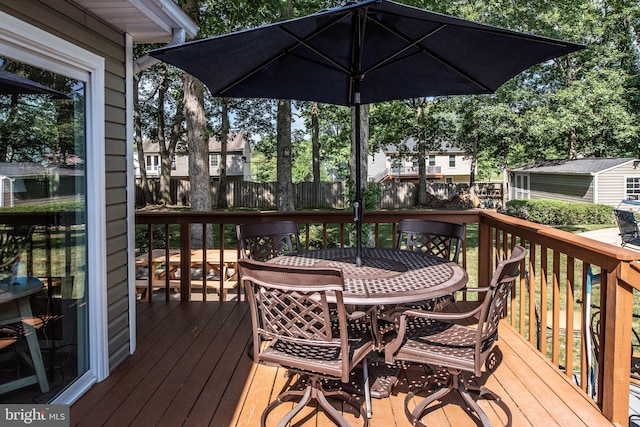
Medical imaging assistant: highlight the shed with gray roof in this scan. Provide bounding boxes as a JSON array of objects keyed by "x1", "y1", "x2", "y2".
[{"x1": 509, "y1": 158, "x2": 640, "y2": 206}]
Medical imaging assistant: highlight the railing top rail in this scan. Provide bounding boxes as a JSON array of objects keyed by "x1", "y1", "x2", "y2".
[{"x1": 480, "y1": 210, "x2": 640, "y2": 266}]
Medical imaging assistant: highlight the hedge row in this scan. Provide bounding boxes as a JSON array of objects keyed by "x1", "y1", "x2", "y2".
[{"x1": 504, "y1": 199, "x2": 615, "y2": 226}]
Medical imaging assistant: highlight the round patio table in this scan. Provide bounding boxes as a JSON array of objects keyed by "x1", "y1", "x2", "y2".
[
  {"x1": 270, "y1": 247, "x2": 468, "y2": 306},
  {"x1": 269, "y1": 247, "x2": 468, "y2": 401}
]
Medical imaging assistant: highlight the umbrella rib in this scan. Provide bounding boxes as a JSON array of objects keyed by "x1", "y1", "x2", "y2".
[
  {"x1": 278, "y1": 26, "x2": 352, "y2": 76},
  {"x1": 219, "y1": 13, "x2": 353, "y2": 97},
  {"x1": 364, "y1": 17, "x2": 492, "y2": 92}
]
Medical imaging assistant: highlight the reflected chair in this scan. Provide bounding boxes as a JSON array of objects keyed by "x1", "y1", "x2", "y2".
[
  {"x1": 236, "y1": 221, "x2": 302, "y2": 261},
  {"x1": 394, "y1": 219, "x2": 465, "y2": 311},
  {"x1": 385, "y1": 245, "x2": 526, "y2": 427},
  {"x1": 0, "y1": 225, "x2": 34, "y2": 275},
  {"x1": 238, "y1": 259, "x2": 374, "y2": 426}
]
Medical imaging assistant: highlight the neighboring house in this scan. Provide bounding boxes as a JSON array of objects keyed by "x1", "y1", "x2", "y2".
[
  {"x1": 509, "y1": 157, "x2": 640, "y2": 206},
  {"x1": 135, "y1": 132, "x2": 251, "y2": 181},
  {"x1": 368, "y1": 138, "x2": 471, "y2": 184},
  {"x1": 0, "y1": 162, "x2": 84, "y2": 206},
  {"x1": 0, "y1": 0, "x2": 197, "y2": 404}
]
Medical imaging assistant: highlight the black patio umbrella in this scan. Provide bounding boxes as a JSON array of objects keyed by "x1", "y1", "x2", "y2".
[
  {"x1": 0, "y1": 69, "x2": 69, "y2": 99},
  {"x1": 150, "y1": 0, "x2": 585, "y2": 265}
]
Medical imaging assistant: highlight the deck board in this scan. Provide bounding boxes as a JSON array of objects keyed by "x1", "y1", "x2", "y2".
[{"x1": 71, "y1": 301, "x2": 614, "y2": 427}]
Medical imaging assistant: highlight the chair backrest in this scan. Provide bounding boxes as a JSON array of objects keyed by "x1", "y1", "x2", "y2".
[
  {"x1": 0, "y1": 225, "x2": 34, "y2": 271},
  {"x1": 236, "y1": 221, "x2": 302, "y2": 261},
  {"x1": 237, "y1": 258, "x2": 352, "y2": 381},
  {"x1": 475, "y1": 245, "x2": 527, "y2": 370},
  {"x1": 614, "y1": 209, "x2": 639, "y2": 242},
  {"x1": 396, "y1": 219, "x2": 465, "y2": 263}
]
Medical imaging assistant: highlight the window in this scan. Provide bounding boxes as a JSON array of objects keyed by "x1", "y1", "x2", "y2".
[
  {"x1": 210, "y1": 153, "x2": 219, "y2": 168},
  {"x1": 146, "y1": 155, "x2": 160, "y2": 174},
  {"x1": 428, "y1": 155, "x2": 435, "y2": 166},
  {"x1": 626, "y1": 177, "x2": 640, "y2": 200},
  {"x1": 514, "y1": 174, "x2": 530, "y2": 199},
  {"x1": 449, "y1": 155, "x2": 456, "y2": 168},
  {"x1": 171, "y1": 155, "x2": 177, "y2": 170},
  {"x1": 445, "y1": 177, "x2": 453, "y2": 184}
]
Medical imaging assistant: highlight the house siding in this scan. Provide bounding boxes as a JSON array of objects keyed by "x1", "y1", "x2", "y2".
[
  {"x1": 0, "y1": 0, "x2": 131, "y2": 372},
  {"x1": 528, "y1": 173, "x2": 594, "y2": 203},
  {"x1": 598, "y1": 163, "x2": 640, "y2": 205}
]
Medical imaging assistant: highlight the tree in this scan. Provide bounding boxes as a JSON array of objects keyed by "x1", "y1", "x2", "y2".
[
  {"x1": 133, "y1": 75, "x2": 154, "y2": 204},
  {"x1": 183, "y1": 73, "x2": 211, "y2": 247}
]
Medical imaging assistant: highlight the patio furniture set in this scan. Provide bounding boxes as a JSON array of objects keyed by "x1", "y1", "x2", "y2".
[{"x1": 236, "y1": 219, "x2": 525, "y2": 427}]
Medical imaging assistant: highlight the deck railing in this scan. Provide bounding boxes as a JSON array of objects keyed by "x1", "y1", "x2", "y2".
[{"x1": 135, "y1": 209, "x2": 640, "y2": 426}]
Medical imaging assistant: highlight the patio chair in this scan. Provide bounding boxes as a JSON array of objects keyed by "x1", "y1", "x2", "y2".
[
  {"x1": 238, "y1": 258, "x2": 374, "y2": 427},
  {"x1": 0, "y1": 224, "x2": 34, "y2": 276},
  {"x1": 614, "y1": 209, "x2": 640, "y2": 247},
  {"x1": 393, "y1": 219, "x2": 465, "y2": 311},
  {"x1": 384, "y1": 245, "x2": 526, "y2": 427},
  {"x1": 236, "y1": 220, "x2": 302, "y2": 261}
]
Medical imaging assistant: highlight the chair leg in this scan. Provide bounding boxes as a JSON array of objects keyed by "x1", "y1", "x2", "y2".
[
  {"x1": 362, "y1": 357, "x2": 372, "y2": 418},
  {"x1": 405, "y1": 369, "x2": 497, "y2": 427},
  {"x1": 262, "y1": 375, "x2": 368, "y2": 427}
]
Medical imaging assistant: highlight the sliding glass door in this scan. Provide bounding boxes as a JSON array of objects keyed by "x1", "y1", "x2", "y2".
[{"x1": 0, "y1": 55, "x2": 89, "y2": 403}]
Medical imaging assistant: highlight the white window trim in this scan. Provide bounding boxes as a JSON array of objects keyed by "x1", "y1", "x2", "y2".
[
  {"x1": 0, "y1": 11, "x2": 108, "y2": 402},
  {"x1": 624, "y1": 175, "x2": 640, "y2": 201}
]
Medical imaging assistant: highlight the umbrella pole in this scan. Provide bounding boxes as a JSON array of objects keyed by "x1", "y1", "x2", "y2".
[
  {"x1": 353, "y1": 10, "x2": 365, "y2": 267},
  {"x1": 354, "y1": 91, "x2": 363, "y2": 267}
]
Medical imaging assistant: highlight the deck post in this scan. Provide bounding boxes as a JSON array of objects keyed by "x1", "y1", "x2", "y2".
[{"x1": 601, "y1": 263, "x2": 633, "y2": 426}]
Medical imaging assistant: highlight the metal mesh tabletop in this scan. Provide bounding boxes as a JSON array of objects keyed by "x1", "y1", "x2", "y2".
[{"x1": 272, "y1": 247, "x2": 468, "y2": 305}]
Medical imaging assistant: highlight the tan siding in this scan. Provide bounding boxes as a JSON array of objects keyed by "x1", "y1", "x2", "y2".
[
  {"x1": 106, "y1": 121, "x2": 127, "y2": 142},
  {"x1": 107, "y1": 220, "x2": 127, "y2": 240},
  {"x1": 106, "y1": 155, "x2": 127, "y2": 174},
  {"x1": 105, "y1": 171, "x2": 127, "y2": 187},
  {"x1": 107, "y1": 187, "x2": 127, "y2": 206},
  {"x1": 598, "y1": 164, "x2": 640, "y2": 206},
  {"x1": 105, "y1": 139, "x2": 126, "y2": 156}
]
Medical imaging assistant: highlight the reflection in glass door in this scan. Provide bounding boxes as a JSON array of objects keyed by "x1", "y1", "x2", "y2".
[{"x1": 0, "y1": 56, "x2": 88, "y2": 403}]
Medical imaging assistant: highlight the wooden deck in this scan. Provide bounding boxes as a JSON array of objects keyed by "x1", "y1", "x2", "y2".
[{"x1": 71, "y1": 301, "x2": 613, "y2": 426}]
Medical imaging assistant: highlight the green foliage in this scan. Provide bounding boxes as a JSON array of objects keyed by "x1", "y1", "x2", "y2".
[
  {"x1": 504, "y1": 199, "x2": 615, "y2": 225},
  {"x1": 0, "y1": 200, "x2": 84, "y2": 213}
]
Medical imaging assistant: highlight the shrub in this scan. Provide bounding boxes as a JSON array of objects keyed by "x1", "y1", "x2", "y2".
[{"x1": 504, "y1": 199, "x2": 615, "y2": 225}]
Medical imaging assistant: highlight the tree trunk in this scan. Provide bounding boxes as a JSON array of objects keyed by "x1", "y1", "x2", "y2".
[
  {"x1": 157, "y1": 66, "x2": 171, "y2": 205},
  {"x1": 183, "y1": 73, "x2": 211, "y2": 248},
  {"x1": 218, "y1": 99, "x2": 229, "y2": 209},
  {"x1": 133, "y1": 76, "x2": 154, "y2": 205},
  {"x1": 350, "y1": 104, "x2": 369, "y2": 197},
  {"x1": 416, "y1": 99, "x2": 427, "y2": 206},
  {"x1": 569, "y1": 128, "x2": 578, "y2": 159},
  {"x1": 276, "y1": 99, "x2": 294, "y2": 211},
  {"x1": 311, "y1": 102, "x2": 320, "y2": 208}
]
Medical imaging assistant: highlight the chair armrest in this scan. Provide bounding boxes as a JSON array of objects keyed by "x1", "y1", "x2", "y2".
[{"x1": 384, "y1": 300, "x2": 486, "y2": 364}]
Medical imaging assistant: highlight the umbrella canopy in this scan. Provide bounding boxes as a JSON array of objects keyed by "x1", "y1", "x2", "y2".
[
  {"x1": 0, "y1": 69, "x2": 69, "y2": 99},
  {"x1": 150, "y1": 0, "x2": 585, "y2": 264}
]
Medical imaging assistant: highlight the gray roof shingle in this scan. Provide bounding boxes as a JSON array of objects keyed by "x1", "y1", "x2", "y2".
[{"x1": 510, "y1": 158, "x2": 636, "y2": 174}]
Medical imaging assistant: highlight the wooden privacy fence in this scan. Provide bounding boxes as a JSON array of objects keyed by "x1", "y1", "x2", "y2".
[{"x1": 136, "y1": 178, "x2": 503, "y2": 210}]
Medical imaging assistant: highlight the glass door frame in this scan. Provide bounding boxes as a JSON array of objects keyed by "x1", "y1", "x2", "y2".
[{"x1": 0, "y1": 10, "x2": 109, "y2": 403}]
